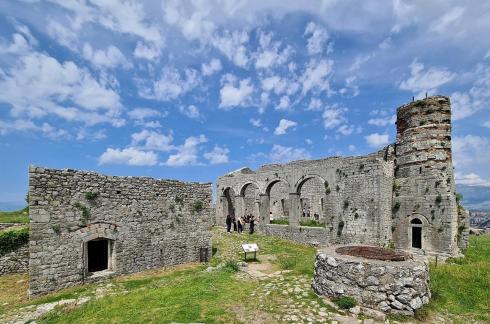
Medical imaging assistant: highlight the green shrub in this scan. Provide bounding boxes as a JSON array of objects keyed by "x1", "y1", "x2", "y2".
[
  {"x1": 0, "y1": 227, "x2": 29, "y2": 256},
  {"x1": 84, "y1": 192, "x2": 99, "y2": 200},
  {"x1": 74, "y1": 203, "x2": 90, "y2": 224},
  {"x1": 393, "y1": 201, "x2": 400, "y2": 212},
  {"x1": 435, "y1": 194, "x2": 442, "y2": 204},
  {"x1": 192, "y1": 200, "x2": 204, "y2": 213},
  {"x1": 278, "y1": 254, "x2": 297, "y2": 270},
  {"x1": 222, "y1": 260, "x2": 239, "y2": 273},
  {"x1": 332, "y1": 296, "x2": 357, "y2": 309}
]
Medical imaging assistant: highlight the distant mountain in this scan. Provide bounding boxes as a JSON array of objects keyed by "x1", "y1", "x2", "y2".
[
  {"x1": 0, "y1": 201, "x2": 25, "y2": 211},
  {"x1": 456, "y1": 184, "x2": 490, "y2": 211}
]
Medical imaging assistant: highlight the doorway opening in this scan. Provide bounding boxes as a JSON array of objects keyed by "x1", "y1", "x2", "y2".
[
  {"x1": 87, "y1": 239, "x2": 112, "y2": 273},
  {"x1": 411, "y1": 218, "x2": 422, "y2": 249}
]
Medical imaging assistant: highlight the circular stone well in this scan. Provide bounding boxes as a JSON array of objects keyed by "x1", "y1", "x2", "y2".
[{"x1": 312, "y1": 245, "x2": 430, "y2": 315}]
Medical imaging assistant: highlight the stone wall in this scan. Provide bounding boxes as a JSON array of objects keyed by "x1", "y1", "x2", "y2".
[
  {"x1": 215, "y1": 96, "x2": 463, "y2": 257},
  {"x1": 28, "y1": 166, "x2": 213, "y2": 296},
  {"x1": 312, "y1": 246, "x2": 430, "y2": 315},
  {"x1": 0, "y1": 244, "x2": 29, "y2": 274},
  {"x1": 216, "y1": 153, "x2": 394, "y2": 247}
]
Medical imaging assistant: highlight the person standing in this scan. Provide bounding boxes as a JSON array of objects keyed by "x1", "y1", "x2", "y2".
[
  {"x1": 232, "y1": 215, "x2": 237, "y2": 232},
  {"x1": 237, "y1": 217, "x2": 243, "y2": 233},
  {"x1": 249, "y1": 215, "x2": 255, "y2": 234},
  {"x1": 226, "y1": 214, "x2": 232, "y2": 233}
]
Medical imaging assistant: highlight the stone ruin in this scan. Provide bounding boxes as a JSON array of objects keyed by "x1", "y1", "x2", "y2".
[
  {"x1": 312, "y1": 245, "x2": 430, "y2": 315},
  {"x1": 216, "y1": 96, "x2": 470, "y2": 257},
  {"x1": 27, "y1": 167, "x2": 212, "y2": 296}
]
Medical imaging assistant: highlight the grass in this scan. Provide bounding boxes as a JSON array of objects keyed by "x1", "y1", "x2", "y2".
[
  {"x1": 422, "y1": 234, "x2": 490, "y2": 323},
  {"x1": 300, "y1": 219, "x2": 325, "y2": 227},
  {"x1": 1, "y1": 228, "x2": 488, "y2": 323},
  {"x1": 269, "y1": 218, "x2": 289, "y2": 225},
  {"x1": 0, "y1": 207, "x2": 29, "y2": 224}
]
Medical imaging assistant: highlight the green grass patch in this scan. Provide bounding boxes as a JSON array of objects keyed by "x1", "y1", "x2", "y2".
[
  {"x1": 427, "y1": 234, "x2": 490, "y2": 323},
  {"x1": 332, "y1": 296, "x2": 357, "y2": 309},
  {"x1": 0, "y1": 207, "x2": 29, "y2": 224},
  {"x1": 40, "y1": 267, "x2": 255, "y2": 324},
  {"x1": 269, "y1": 218, "x2": 289, "y2": 225},
  {"x1": 300, "y1": 219, "x2": 325, "y2": 227}
]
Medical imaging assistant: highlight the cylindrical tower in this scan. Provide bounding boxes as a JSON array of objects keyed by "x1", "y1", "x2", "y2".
[{"x1": 392, "y1": 96, "x2": 464, "y2": 256}]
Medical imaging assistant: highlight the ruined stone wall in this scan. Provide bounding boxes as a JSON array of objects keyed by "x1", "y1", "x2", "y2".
[
  {"x1": 28, "y1": 166, "x2": 213, "y2": 296},
  {"x1": 393, "y1": 96, "x2": 462, "y2": 256},
  {"x1": 0, "y1": 244, "x2": 29, "y2": 275},
  {"x1": 313, "y1": 246, "x2": 430, "y2": 315},
  {"x1": 217, "y1": 155, "x2": 394, "y2": 247}
]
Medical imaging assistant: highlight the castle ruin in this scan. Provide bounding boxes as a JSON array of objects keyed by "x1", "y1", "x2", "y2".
[{"x1": 216, "y1": 96, "x2": 469, "y2": 257}]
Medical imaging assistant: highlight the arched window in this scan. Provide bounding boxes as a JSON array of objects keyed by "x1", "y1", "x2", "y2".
[{"x1": 410, "y1": 218, "x2": 423, "y2": 249}]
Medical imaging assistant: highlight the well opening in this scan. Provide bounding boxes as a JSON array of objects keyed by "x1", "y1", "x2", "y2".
[{"x1": 335, "y1": 246, "x2": 410, "y2": 261}]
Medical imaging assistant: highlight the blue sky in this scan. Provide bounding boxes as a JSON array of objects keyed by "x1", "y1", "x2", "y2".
[{"x1": 1, "y1": 0, "x2": 490, "y2": 208}]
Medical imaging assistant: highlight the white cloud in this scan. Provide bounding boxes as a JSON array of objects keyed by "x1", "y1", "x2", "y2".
[
  {"x1": 269, "y1": 144, "x2": 311, "y2": 163},
  {"x1": 219, "y1": 76, "x2": 254, "y2": 109},
  {"x1": 322, "y1": 105, "x2": 346, "y2": 129},
  {"x1": 400, "y1": 60, "x2": 455, "y2": 98},
  {"x1": 276, "y1": 96, "x2": 290, "y2": 111},
  {"x1": 131, "y1": 129, "x2": 173, "y2": 152},
  {"x1": 0, "y1": 33, "x2": 31, "y2": 55},
  {"x1": 202, "y1": 58, "x2": 222, "y2": 76},
  {"x1": 165, "y1": 134, "x2": 207, "y2": 166},
  {"x1": 127, "y1": 108, "x2": 163, "y2": 121},
  {"x1": 300, "y1": 59, "x2": 334, "y2": 95},
  {"x1": 204, "y1": 145, "x2": 229, "y2": 164},
  {"x1": 453, "y1": 135, "x2": 490, "y2": 167},
  {"x1": 0, "y1": 52, "x2": 122, "y2": 126},
  {"x1": 0, "y1": 119, "x2": 68, "y2": 140},
  {"x1": 365, "y1": 133, "x2": 390, "y2": 148},
  {"x1": 305, "y1": 138, "x2": 313, "y2": 145},
  {"x1": 133, "y1": 41, "x2": 161, "y2": 61},
  {"x1": 307, "y1": 98, "x2": 323, "y2": 111},
  {"x1": 98, "y1": 147, "x2": 158, "y2": 166},
  {"x1": 250, "y1": 118, "x2": 262, "y2": 127},
  {"x1": 46, "y1": 20, "x2": 77, "y2": 50},
  {"x1": 304, "y1": 22, "x2": 329, "y2": 55},
  {"x1": 261, "y1": 76, "x2": 287, "y2": 95},
  {"x1": 139, "y1": 67, "x2": 199, "y2": 101},
  {"x1": 337, "y1": 124, "x2": 355, "y2": 136},
  {"x1": 429, "y1": 7, "x2": 466, "y2": 33},
  {"x1": 368, "y1": 115, "x2": 396, "y2": 127},
  {"x1": 254, "y1": 32, "x2": 291, "y2": 69},
  {"x1": 451, "y1": 64, "x2": 490, "y2": 120},
  {"x1": 82, "y1": 43, "x2": 131, "y2": 69},
  {"x1": 179, "y1": 105, "x2": 201, "y2": 119},
  {"x1": 274, "y1": 119, "x2": 297, "y2": 135},
  {"x1": 455, "y1": 172, "x2": 490, "y2": 187},
  {"x1": 212, "y1": 30, "x2": 249, "y2": 67}
]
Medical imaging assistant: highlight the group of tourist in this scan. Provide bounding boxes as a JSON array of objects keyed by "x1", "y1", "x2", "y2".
[{"x1": 225, "y1": 214, "x2": 256, "y2": 234}]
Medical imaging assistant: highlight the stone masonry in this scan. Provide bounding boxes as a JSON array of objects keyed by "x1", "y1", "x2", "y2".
[
  {"x1": 312, "y1": 246, "x2": 430, "y2": 315},
  {"x1": 216, "y1": 96, "x2": 469, "y2": 256},
  {"x1": 28, "y1": 166, "x2": 213, "y2": 296}
]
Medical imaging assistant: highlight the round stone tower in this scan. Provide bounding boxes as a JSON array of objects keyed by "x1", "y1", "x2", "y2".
[{"x1": 392, "y1": 96, "x2": 465, "y2": 256}]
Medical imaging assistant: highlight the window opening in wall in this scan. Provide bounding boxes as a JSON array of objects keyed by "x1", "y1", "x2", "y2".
[
  {"x1": 411, "y1": 218, "x2": 423, "y2": 249},
  {"x1": 87, "y1": 239, "x2": 111, "y2": 273}
]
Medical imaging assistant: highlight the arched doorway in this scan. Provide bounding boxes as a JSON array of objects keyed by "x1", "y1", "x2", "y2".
[
  {"x1": 411, "y1": 218, "x2": 423, "y2": 249},
  {"x1": 267, "y1": 180, "x2": 289, "y2": 223},
  {"x1": 297, "y1": 176, "x2": 327, "y2": 225},
  {"x1": 222, "y1": 187, "x2": 236, "y2": 219},
  {"x1": 240, "y1": 183, "x2": 259, "y2": 219}
]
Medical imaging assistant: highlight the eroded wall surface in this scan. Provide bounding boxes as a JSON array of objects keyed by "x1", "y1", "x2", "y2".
[{"x1": 28, "y1": 167, "x2": 212, "y2": 295}]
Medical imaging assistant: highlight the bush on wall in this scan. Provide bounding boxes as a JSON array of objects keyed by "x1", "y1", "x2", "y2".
[{"x1": 0, "y1": 226, "x2": 29, "y2": 256}]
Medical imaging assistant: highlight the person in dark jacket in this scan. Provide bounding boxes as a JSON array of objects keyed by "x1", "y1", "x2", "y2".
[
  {"x1": 237, "y1": 216, "x2": 243, "y2": 233},
  {"x1": 226, "y1": 214, "x2": 232, "y2": 233},
  {"x1": 232, "y1": 215, "x2": 237, "y2": 232},
  {"x1": 249, "y1": 215, "x2": 255, "y2": 234}
]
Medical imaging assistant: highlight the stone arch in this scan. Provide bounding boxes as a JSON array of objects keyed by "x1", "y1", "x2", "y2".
[
  {"x1": 222, "y1": 187, "x2": 236, "y2": 219},
  {"x1": 295, "y1": 174, "x2": 327, "y2": 194},
  {"x1": 240, "y1": 182, "x2": 260, "y2": 218},
  {"x1": 295, "y1": 175, "x2": 329, "y2": 224},
  {"x1": 265, "y1": 179, "x2": 290, "y2": 222},
  {"x1": 239, "y1": 181, "x2": 263, "y2": 196}
]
